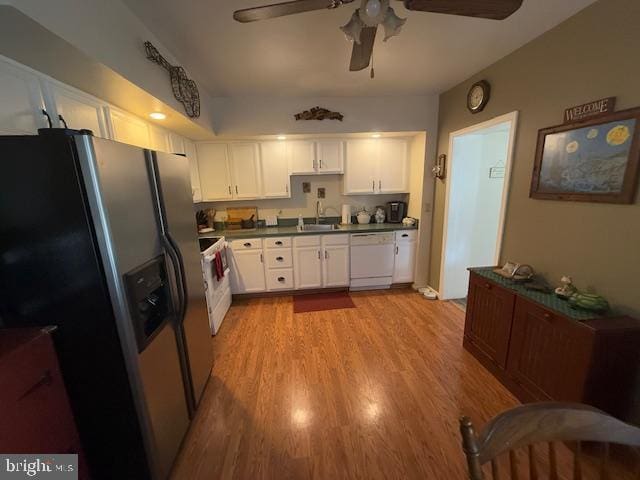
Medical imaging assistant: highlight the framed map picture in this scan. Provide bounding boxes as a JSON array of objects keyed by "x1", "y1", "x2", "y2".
[{"x1": 530, "y1": 108, "x2": 640, "y2": 203}]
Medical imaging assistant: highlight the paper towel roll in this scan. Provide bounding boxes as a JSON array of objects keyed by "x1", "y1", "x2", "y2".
[{"x1": 341, "y1": 204, "x2": 352, "y2": 225}]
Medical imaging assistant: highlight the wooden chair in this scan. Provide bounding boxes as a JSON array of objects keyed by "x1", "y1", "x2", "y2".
[{"x1": 460, "y1": 402, "x2": 640, "y2": 479}]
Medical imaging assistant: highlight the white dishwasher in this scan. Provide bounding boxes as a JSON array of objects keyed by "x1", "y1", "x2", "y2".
[{"x1": 350, "y1": 232, "x2": 396, "y2": 290}]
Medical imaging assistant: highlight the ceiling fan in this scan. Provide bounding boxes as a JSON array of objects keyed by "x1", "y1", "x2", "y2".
[{"x1": 233, "y1": 0, "x2": 524, "y2": 73}]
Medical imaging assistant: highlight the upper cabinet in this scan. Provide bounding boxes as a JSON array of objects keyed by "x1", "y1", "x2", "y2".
[
  {"x1": 42, "y1": 80, "x2": 109, "y2": 138},
  {"x1": 343, "y1": 138, "x2": 409, "y2": 195},
  {"x1": 228, "y1": 143, "x2": 261, "y2": 199},
  {"x1": 260, "y1": 142, "x2": 290, "y2": 198},
  {"x1": 287, "y1": 140, "x2": 344, "y2": 175},
  {"x1": 196, "y1": 143, "x2": 233, "y2": 201},
  {"x1": 0, "y1": 56, "x2": 47, "y2": 135},
  {"x1": 168, "y1": 132, "x2": 186, "y2": 155},
  {"x1": 315, "y1": 140, "x2": 344, "y2": 174},
  {"x1": 107, "y1": 107, "x2": 150, "y2": 149},
  {"x1": 287, "y1": 140, "x2": 316, "y2": 175},
  {"x1": 184, "y1": 139, "x2": 202, "y2": 203},
  {"x1": 148, "y1": 125, "x2": 170, "y2": 152}
]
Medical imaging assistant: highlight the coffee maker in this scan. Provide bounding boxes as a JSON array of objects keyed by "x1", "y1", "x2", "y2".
[{"x1": 385, "y1": 201, "x2": 407, "y2": 223}]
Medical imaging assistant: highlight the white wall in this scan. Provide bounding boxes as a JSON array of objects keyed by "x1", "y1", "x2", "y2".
[
  {"x1": 210, "y1": 95, "x2": 440, "y2": 137},
  {"x1": 441, "y1": 127, "x2": 510, "y2": 299}
]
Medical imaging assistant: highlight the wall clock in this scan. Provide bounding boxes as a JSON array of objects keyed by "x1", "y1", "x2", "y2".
[{"x1": 467, "y1": 80, "x2": 491, "y2": 114}]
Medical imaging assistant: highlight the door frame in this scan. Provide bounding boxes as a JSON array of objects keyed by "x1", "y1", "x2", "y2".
[{"x1": 438, "y1": 111, "x2": 519, "y2": 300}]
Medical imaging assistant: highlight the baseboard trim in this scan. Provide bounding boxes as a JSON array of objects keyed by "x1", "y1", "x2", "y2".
[{"x1": 232, "y1": 287, "x2": 348, "y2": 300}]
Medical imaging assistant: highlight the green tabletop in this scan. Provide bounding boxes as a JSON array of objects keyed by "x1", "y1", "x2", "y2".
[{"x1": 469, "y1": 267, "x2": 612, "y2": 321}]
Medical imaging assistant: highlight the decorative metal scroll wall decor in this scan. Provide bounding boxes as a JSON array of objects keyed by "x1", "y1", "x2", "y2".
[
  {"x1": 294, "y1": 107, "x2": 344, "y2": 121},
  {"x1": 144, "y1": 41, "x2": 200, "y2": 118}
]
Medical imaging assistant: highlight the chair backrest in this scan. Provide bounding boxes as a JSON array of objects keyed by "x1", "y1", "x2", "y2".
[{"x1": 460, "y1": 402, "x2": 640, "y2": 480}]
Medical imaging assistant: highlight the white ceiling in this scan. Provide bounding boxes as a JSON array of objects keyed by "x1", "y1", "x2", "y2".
[{"x1": 122, "y1": 0, "x2": 596, "y2": 98}]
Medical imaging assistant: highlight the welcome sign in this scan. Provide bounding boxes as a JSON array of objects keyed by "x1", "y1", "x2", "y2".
[{"x1": 564, "y1": 97, "x2": 616, "y2": 123}]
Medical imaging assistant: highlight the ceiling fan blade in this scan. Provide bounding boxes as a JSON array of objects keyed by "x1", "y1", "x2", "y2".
[
  {"x1": 349, "y1": 26, "x2": 377, "y2": 71},
  {"x1": 402, "y1": 0, "x2": 523, "y2": 20},
  {"x1": 234, "y1": 0, "x2": 342, "y2": 23}
]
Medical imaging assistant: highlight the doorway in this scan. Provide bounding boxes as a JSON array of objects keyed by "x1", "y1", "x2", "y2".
[{"x1": 439, "y1": 112, "x2": 518, "y2": 302}]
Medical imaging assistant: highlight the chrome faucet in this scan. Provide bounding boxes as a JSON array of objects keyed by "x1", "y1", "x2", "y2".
[{"x1": 316, "y1": 200, "x2": 324, "y2": 224}]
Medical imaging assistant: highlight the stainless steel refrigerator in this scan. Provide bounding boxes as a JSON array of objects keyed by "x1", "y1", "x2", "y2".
[{"x1": 0, "y1": 129, "x2": 213, "y2": 479}]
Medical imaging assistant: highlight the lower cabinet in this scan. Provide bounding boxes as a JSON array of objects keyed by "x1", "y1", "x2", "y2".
[
  {"x1": 392, "y1": 230, "x2": 417, "y2": 283},
  {"x1": 229, "y1": 230, "x2": 410, "y2": 295},
  {"x1": 464, "y1": 270, "x2": 640, "y2": 419},
  {"x1": 228, "y1": 239, "x2": 266, "y2": 294},
  {"x1": 293, "y1": 236, "x2": 323, "y2": 289},
  {"x1": 464, "y1": 274, "x2": 515, "y2": 369},
  {"x1": 321, "y1": 235, "x2": 350, "y2": 287}
]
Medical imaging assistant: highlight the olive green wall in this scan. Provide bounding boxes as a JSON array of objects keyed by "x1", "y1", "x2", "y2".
[{"x1": 430, "y1": 0, "x2": 640, "y2": 316}]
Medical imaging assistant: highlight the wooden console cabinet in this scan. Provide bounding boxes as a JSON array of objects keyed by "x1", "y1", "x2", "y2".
[{"x1": 464, "y1": 269, "x2": 640, "y2": 420}]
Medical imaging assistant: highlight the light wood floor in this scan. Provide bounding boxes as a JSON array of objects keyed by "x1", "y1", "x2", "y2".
[{"x1": 171, "y1": 289, "x2": 632, "y2": 479}]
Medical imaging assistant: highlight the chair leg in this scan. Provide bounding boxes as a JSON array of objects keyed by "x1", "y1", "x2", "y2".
[{"x1": 460, "y1": 416, "x2": 484, "y2": 480}]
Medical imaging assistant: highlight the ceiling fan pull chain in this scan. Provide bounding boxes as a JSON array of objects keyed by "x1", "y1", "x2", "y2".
[{"x1": 370, "y1": 51, "x2": 375, "y2": 79}]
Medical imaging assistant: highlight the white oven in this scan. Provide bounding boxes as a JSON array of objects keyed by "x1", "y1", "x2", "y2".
[{"x1": 200, "y1": 236, "x2": 231, "y2": 335}]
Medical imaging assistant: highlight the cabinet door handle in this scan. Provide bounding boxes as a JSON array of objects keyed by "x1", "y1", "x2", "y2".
[
  {"x1": 312, "y1": 159, "x2": 317, "y2": 170},
  {"x1": 235, "y1": 185, "x2": 239, "y2": 194},
  {"x1": 243, "y1": 242, "x2": 252, "y2": 247},
  {"x1": 319, "y1": 159, "x2": 323, "y2": 169},
  {"x1": 317, "y1": 250, "x2": 321, "y2": 260},
  {"x1": 543, "y1": 312, "x2": 553, "y2": 321},
  {"x1": 402, "y1": 233, "x2": 409, "y2": 237},
  {"x1": 228, "y1": 185, "x2": 232, "y2": 195},
  {"x1": 372, "y1": 180, "x2": 375, "y2": 192},
  {"x1": 276, "y1": 256, "x2": 284, "y2": 261},
  {"x1": 19, "y1": 370, "x2": 53, "y2": 400},
  {"x1": 275, "y1": 241, "x2": 283, "y2": 246},
  {"x1": 395, "y1": 246, "x2": 399, "y2": 255},
  {"x1": 260, "y1": 253, "x2": 264, "y2": 263},
  {"x1": 485, "y1": 283, "x2": 492, "y2": 290},
  {"x1": 379, "y1": 180, "x2": 382, "y2": 190},
  {"x1": 277, "y1": 276, "x2": 285, "y2": 282},
  {"x1": 324, "y1": 250, "x2": 328, "y2": 259},
  {"x1": 285, "y1": 184, "x2": 289, "y2": 193}
]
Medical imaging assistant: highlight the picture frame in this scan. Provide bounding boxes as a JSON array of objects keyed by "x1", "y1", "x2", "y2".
[{"x1": 530, "y1": 107, "x2": 640, "y2": 203}]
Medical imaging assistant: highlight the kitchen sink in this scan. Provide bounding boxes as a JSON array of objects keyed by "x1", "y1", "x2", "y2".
[{"x1": 301, "y1": 224, "x2": 341, "y2": 231}]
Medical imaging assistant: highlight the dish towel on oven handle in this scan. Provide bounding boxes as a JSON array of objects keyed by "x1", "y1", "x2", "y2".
[{"x1": 214, "y1": 251, "x2": 224, "y2": 280}]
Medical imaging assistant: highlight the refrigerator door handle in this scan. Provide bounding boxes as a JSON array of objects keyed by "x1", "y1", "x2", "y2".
[
  {"x1": 164, "y1": 233, "x2": 188, "y2": 323},
  {"x1": 162, "y1": 234, "x2": 185, "y2": 322}
]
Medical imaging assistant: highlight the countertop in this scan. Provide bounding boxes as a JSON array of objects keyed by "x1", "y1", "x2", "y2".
[
  {"x1": 199, "y1": 223, "x2": 417, "y2": 240},
  {"x1": 469, "y1": 267, "x2": 616, "y2": 321}
]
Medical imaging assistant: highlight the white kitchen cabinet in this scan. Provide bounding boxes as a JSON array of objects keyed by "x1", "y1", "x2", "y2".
[
  {"x1": 378, "y1": 139, "x2": 409, "y2": 193},
  {"x1": 293, "y1": 236, "x2": 322, "y2": 289},
  {"x1": 229, "y1": 143, "x2": 261, "y2": 199},
  {"x1": 43, "y1": 80, "x2": 109, "y2": 138},
  {"x1": 148, "y1": 125, "x2": 170, "y2": 152},
  {"x1": 393, "y1": 230, "x2": 417, "y2": 283},
  {"x1": 0, "y1": 56, "x2": 47, "y2": 134},
  {"x1": 343, "y1": 138, "x2": 409, "y2": 195},
  {"x1": 107, "y1": 107, "x2": 150, "y2": 148},
  {"x1": 196, "y1": 143, "x2": 233, "y2": 201},
  {"x1": 287, "y1": 140, "x2": 316, "y2": 175},
  {"x1": 260, "y1": 142, "x2": 290, "y2": 198},
  {"x1": 229, "y1": 245, "x2": 266, "y2": 294},
  {"x1": 168, "y1": 132, "x2": 186, "y2": 155},
  {"x1": 321, "y1": 235, "x2": 350, "y2": 287},
  {"x1": 184, "y1": 139, "x2": 202, "y2": 203},
  {"x1": 344, "y1": 139, "x2": 377, "y2": 194},
  {"x1": 316, "y1": 140, "x2": 344, "y2": 174}
]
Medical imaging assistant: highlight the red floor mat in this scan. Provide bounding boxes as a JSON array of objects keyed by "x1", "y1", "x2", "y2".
[{"x1": 293, "y1": 291, "x2": 356, "y2": 313}]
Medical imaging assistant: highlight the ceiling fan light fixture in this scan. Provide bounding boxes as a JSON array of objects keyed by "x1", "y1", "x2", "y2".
[
  {"x1": 364, "y1": 0, "x2": 381, "y2": 18},
  {"x1": 340, "y1": 10, "x2": 364, "y2": 44},
  {"x1": 382, "y1": 7, "x2": 406, "y2": 41}
]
